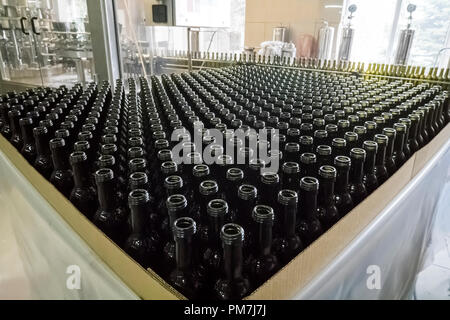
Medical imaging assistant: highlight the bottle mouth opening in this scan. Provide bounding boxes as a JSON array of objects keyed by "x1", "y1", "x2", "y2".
[
  {"x1": 252, "y1": 205, "x2": 275, "y2": 223},
  {"x1": 278, "y1": 189, "x2": 298, "y2": 206},
  {"x1": 238, "y1": 184, "x2": 257, "y2": 200},
  {"x1": 319, "y1": 165, "x2": 337, "y2": 179},
  {"x1": 128, "y1": 147, "x2": 144, "y2": 158},
  {"x1": 165, "y1": 175, "x2": 183, "y2": 190},
  {"x1": 334, "y1": 156, "x2": 351, "y2": 168},
  {"x1": 217, "y1": 155, "x2": 233, "y2": 166},
  {"x1": 382, "y1": 128, "x2": 397, "y2": 137},
  {"x1": 185, "y1": 152, "x2": 202, "y2": 164},
  {"x1": 300, "y1": 177, "x2": 319, "y2": 192},
  {"x1": 227, "y1": 168, "x2": 244, "y2": 181},
  {"x1": 394, "y1": 123, "x2": 407, "y2": 132},
  {"x1": 50, "y1": 138, "x2": 65, "y2": 149},
  {"x1": 221, "y1": 223, "x2": 244, "y2": 244},
  {"x1": 129, "y1": 189, "x2": 150, "y2": 205},
  {"x1": 208, "y1": 199, "x2": 228, "y2": 217},
  {"x1": 299, "y1": 136, "x2": 313, "y2": 145},
  {"x1": 363, "y1": 141, "x2": 378, "y2": 152},
  {"x1": 249, "y1": 158, "x2": 266, "y2": 170},
  {"x1": 155, "y1": 139, "x2": 170, "y2": 149},
  {"x1": 199, "y1": 180, "x2": 219, "y2": 196},
  {"x1": 354, "y1": 126, "x2": 367, "y2": 135},
  {"x1": 350, "y1": 148, "x2": 367, "y2": 160},
  {"x1": 70, "y1": 151, "x2": 87, "y2": 164},
  {"x1": 301, "y1": 153, "x2": 317, "y2": 164},
  {"x1": 345, "y1": 132, "x2": 358, "y2": 141},
  {"x1": 193, "y1": 164, "x2": 210, "y2": 177},
  {"x1": 332, "y1": 138, "x2": 346, "y2": 147},
  {"x1": 173, "y1": 217, "x2": 196, "y2": 239},
  {"x1": 33, "y1": 126, "x2": 48, "y2": 135},
  {"x1": 316, "y1": 145, "x2": 332, "y2": 156},
  {"x1": 95, "y1": 168, "x2": 114, "y2": 182},
  {"x1": 282, "y1": 162, "x2": 300, "y2": 174},
  {"x1": 161, "y1": 161, "x2": 177, "y2": 174},
  {"x1": 130, "y1": 172, "x2": 148, "y2": 185},
  {"x1": 285, "y1": 143, "x2": 300, "y2": 153},
  {"x1": 261, "y1": 172, "x2": 280, "y2": 185},
  {"x1": 157, "y1": 149, "x2": 173, "y2": 161},
  {"x1": 364, "y1": 121, "x2": 377, "y2": 130}
]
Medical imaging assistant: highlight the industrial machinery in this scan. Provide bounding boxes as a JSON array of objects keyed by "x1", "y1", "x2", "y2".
[
  {"x1": 317, "y1": 20, "x2": 335, "y2": 61},
  {"x1": 394, "y1": 4, "x2": 416, "y2": 66},
  {"x1": 338, "y1": 4, "x2": 356, "y2": 62}
]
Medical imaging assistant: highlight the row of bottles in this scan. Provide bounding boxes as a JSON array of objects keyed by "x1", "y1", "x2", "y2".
[{"x1": 0, "y1": 63, "x2": 448, "y2": 300}]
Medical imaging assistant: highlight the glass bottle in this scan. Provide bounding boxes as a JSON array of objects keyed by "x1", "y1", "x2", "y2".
[
  {"x1": 362, "y1": 141, "x2": 379, "y2": 195},
  {"x1": 382, "y1": 128, "x2": 397, "y2": 176},
  {"x1": 374, "y1": 134, "x2": 389, "y2": 185},
  {"x1": 348, "y1": 148, "x2": 367, "y2": 206},
  {"x1": 281, "y1": 162, "x2": 300, "y2": 194},
  {"x1": 19, "y1": 117, "x2": 36, "y2": 163},
  {"x1": 8, "y1": 109, "x2": 23, "y2": 150},
  {"x1": 214, "y1": 224, "x2": 250, "y2": 300},
  {"x1": 393, "y1": 123, "x2": 407, "y2": 168},
  {"x1": 124, "y1": 189, "x2": 159, "y2": 269},
  {"x1": 317, "y1": 166, "x2": 339, "y2": 230},
  {"x1": 334, "y1": 156, "x2": 354, "y2": 216},
  {"x1": 273, "y1": 189, "x2": 303, "y2": 263},
  {"x1": 296, "y1": 177, "x2": 323, "y2": 245},
  {"x1": 69, "y1": 151, "x2": 97, "y2": 218},
  {"x1": 259, "y1": 172, "x2": 281, "y2": 208},
  {"x1": 33, "y1": 126, "x2": 53, "y2": 179},
  {"x1": 93, "y1": 169, "x2": 128, "y2": 244},
  {"x1": 49, "y1": 138, "x2": 74, "y2": 197},
  {"x1": 407, "y1": 114, "x2": 420, "y2": 154},
  {"x1": 169, "y1": 217, "x2": 205, "y2": 299},
  {"x1": 249, "y1": 205, "x2": 279, "y2": 287}
]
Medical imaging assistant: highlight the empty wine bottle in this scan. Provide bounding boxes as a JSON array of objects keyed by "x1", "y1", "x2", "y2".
[
  {"x1": 69, "y1": 151, "x2": 97, "y2": 218},
  {"x1": 382, "y1": 128, "x2": 397, "y2": 176},
  {"x1": 93, "y1": 169, "x2": 127, "y2": 243},
  {"x1": 362, "y1": 141, "x2": 379, "y2": 195},
  {"x1": 334, "y1": 156, "x2": 354, "y2": 216},
  {"x1": 317, "y1": 166, "x2": 339, "y2": 230},
  {"x1": 393, "y1": 123, "x2": 407, "y2": 168},
  {"x1": 202, "y1": 199, "x2": 228, "y2": 285},
  {"x1": 281, "y1": 162, "x2": 300, "y2": 193},
  {"x1": 162, "y1": 194, "x2": 189, "y2": 274},
  {"x1": 8, "y1": 109, "x2": 23, "y2": 150},
  {"x1": 273, "y1": 190, "x2": 302, "y2": 263},
  {"x1": 248, "y1": 205, "x2": 279, "y2": 286},
  {"x1": 169, "y1": 217, "x2": 205, "y2": 298},
  {"x1": 124, "y1": 189, "x2": 159, "y2": 268},
  {"x1": 49, "y1": 138, "x2": 73, "y2": 197},
  {"x1": 19, "y1": 117, "x2": 37, "y2": 163},
  {"x1": 407, "y1": 114, "x2": 420, "y2": 154},
  {"x1": 33, "y1": 126, "x2": 53, "y2": 179},
  {"x1": 215, "y1": 224, "x2": 250, "y2": 300},
  {"x1": 348, "y1": 148, "x2": 367, "y2": 206},
  {"x1": 374, "y1": 134, "x2": 389, "y2": 185},
  {"x1": 296, "y1": 177, "x2": 323, "y2": 245}
]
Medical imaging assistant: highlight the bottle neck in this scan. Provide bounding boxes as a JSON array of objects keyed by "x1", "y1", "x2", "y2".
[
  {"x1": 409, "y1": 121, "x2": 419, "y2": 141},
  {"x1": 261, "y1": 182, "x2": 279, "y2": 207},
  {"x1": 335, "y1": 166, "x2": 350, "y2": 195},
  {"x1": 73, "y1": 160, "x2": 90, "y2": 188},
  {"x1": 35, "y1": 134, "x2": 50, "y2": 156},
  {"x1": 375, "y1": 145, "x2": 387, "y2": 167},
  {"x1": 236, "y1": 198, "x2": 256, "y2": 226},
  {"x1": 350, "y1": 159, "x2": 364, "y2": 184},
  {"x1": 21, "y1": 125, "x2": 34, "y2": 145},
  {"x1": 318, "y1": 178, "x2": 335, "y2": 206},
  {"x1": 394, "y1": 132, "x2": 405, "y2": 154},
  {"x1": 223, "y1": 242, "x2": 244, "y2": 281},
  {"x1": 208, "y1": 214, "x2": 225, "y2": 249},
  {"x1": 364, "y1": 150, "x2": 376, "y2": 173},
  {"x1": 130, "y1": 202, "x2": 147, "y2": 235},
  {"x1": 299, "y1": 189, "x2": 318, "y2": 221},
  {"x1": 175, "y1": 236, "x2": 194, "y2": 272},
  {"x1": 97, "y1": 179, "x2": 116, "y2": 212},
  {"x1": 52, "y1": 146, "x2": 70, "y2": 170},
  {"x1": 386, "y1": 136, "x2": 395, "y2": 158},
  {"x1": 256, "y1": 222, "x2": 273, "y2": 256},
  {"x1": 279, "y1": 201, "x2": 296, "y2": 237}
]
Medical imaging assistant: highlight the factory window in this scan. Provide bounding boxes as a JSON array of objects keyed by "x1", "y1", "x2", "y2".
[{"x1": 341, "y1": 0, "x2": 450, "y2": 68}]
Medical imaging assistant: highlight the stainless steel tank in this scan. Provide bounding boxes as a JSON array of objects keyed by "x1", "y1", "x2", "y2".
[
  {"x1": 338, "y1": 26, "x2": 354, "y2": 62},
  {"x1": 317, "y1": 21, "x2": 334, "y2": 60},
  {"x1": 394, "y1": 29, "x2": 415, "y2": 65}
]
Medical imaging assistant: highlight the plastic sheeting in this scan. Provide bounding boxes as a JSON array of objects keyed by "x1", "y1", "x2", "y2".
[
  {"x1": 295, "y1": 140, "x2": 450, "y2": 300},
  {"x1": 0, "y1": 149, "x2": 138, "y2": 300},
  {"x1": 0, "y1": 140, "x2": 449, "y2": 300}
]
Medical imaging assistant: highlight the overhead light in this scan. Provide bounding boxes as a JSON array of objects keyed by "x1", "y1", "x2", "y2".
[{"x1": 325, "y1": 5, "x2": 343, "y2": 9}]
